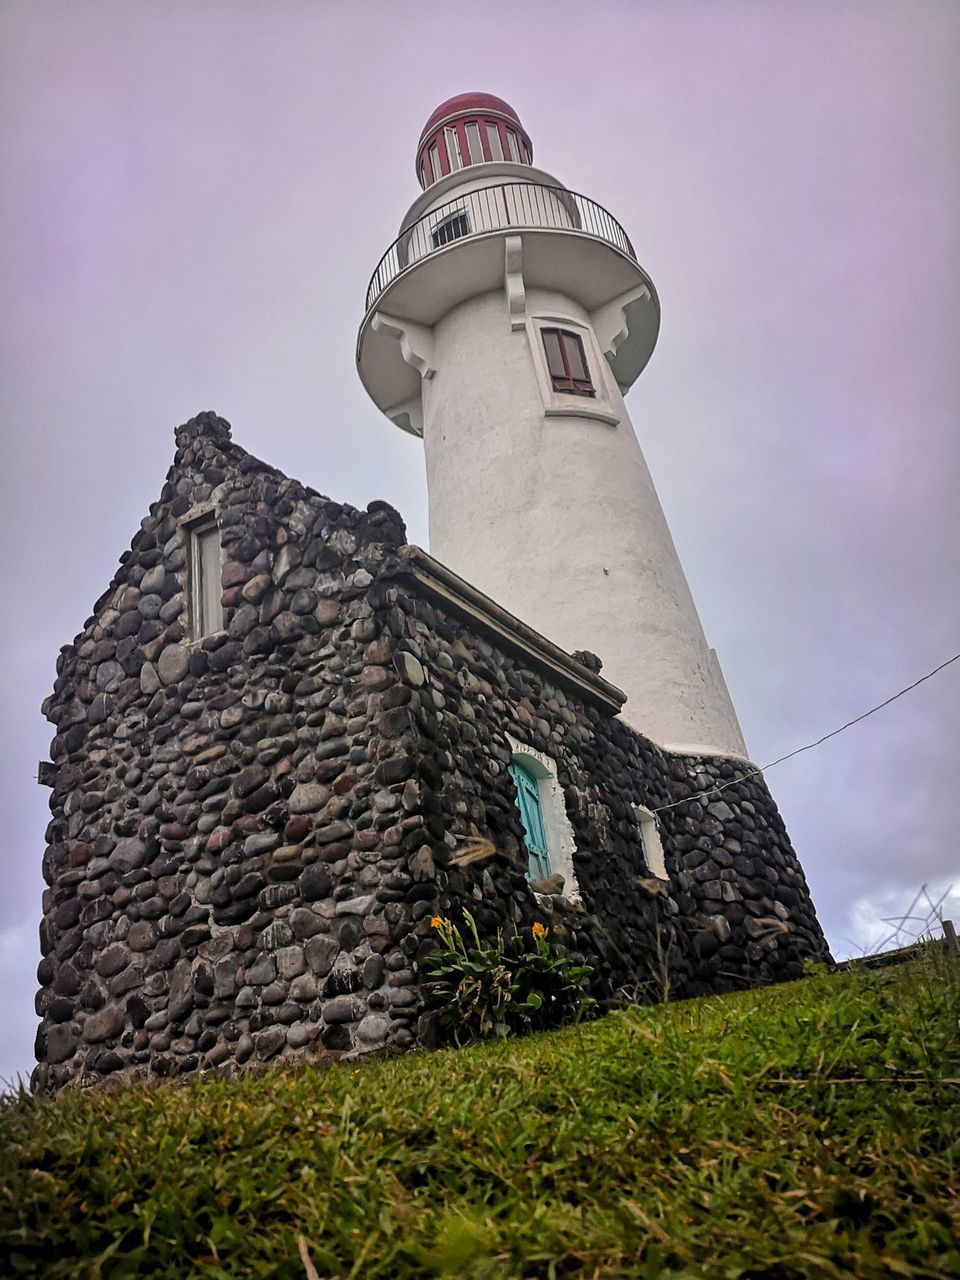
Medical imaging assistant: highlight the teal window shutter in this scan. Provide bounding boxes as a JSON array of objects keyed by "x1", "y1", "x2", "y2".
[{"x1": 508, "y1": 760, "x2": 552, "y2": 881}]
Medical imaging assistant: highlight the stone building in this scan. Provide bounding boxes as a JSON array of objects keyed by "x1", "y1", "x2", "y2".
[{"x1": 33, "y1": 94, "x2": 830, "y2": 1090}]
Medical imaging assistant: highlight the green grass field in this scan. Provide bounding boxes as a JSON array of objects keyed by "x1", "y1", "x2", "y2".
[{"x1": 2, "y1": 952, "x2": 958, "y2": 1278}]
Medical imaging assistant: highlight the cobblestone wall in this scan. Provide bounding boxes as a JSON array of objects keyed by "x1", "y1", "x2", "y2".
[
  {"x1": 375, "y1": 566, "x2": 830, "y2": 1028},
  {"x1": 34, "y1": 413, "x2": 829, "y2": 1090},
  {"x1": 35, "y1": 414, "x2": 426, "y2": 1089}
]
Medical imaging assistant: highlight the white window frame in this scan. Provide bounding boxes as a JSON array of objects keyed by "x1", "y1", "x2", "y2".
[
  {"x1": 632, "y1": 804, "x2": 668, "y2": 880},
  {"x1": 507, "y1": 734, "x2": 581, "y2": 900},
  {"x1": 464, "y1": 121, "x2": 483, "y2": 165},
  {"x1": 526, "y1": 314, "x2": 621, "y2": 426},
  {"x1": 430, "y1": 208, "x2": 470, "y2": 250},
  {"x1": 184, "y1": 510, "x2": 223, "y2": 641},
  {"x1": 444, "y1": 126, "x2": 463, "y2": 171}
]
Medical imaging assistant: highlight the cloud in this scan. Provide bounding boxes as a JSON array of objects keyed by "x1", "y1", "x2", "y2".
[
  {"x1": 2, "y1": 1, "x2": 958, "y2": 1067},
  {"x1": 840, "y1": 879, "x2": 960, "y2": 961},
  {"x1": 0, "y1": 924, "x2": 39, "y2": 1088}
]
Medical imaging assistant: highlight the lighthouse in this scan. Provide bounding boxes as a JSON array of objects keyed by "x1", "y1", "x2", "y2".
[
  {"x1": 357, "y1": 92, "x2": 747, "y2": 759},
  {"x1": 32, "y1": 94, "x2": 835, "y2": 1092}
]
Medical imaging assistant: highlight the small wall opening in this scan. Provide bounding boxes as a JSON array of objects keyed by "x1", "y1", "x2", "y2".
[{"x1": 632, "y1": 804, "x2": 667, "y2": 880}]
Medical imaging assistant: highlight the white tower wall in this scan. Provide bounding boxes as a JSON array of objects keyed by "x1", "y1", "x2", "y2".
[
  {"x1": 422, "y1": 286, "x2": 747, "y2": 756},
  {"x1": 357, "y1": 93, "x2": 748, "y2": 758}
]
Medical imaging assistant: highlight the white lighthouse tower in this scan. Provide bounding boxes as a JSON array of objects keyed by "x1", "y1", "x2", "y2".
[{"x1": 357, "y1": 92, "x2": 747, "y2": 759}]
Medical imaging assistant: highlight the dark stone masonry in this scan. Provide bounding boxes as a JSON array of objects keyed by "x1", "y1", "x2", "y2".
[{"x1": 33, "y1": 412, "x2": 830, "y2": 1090}]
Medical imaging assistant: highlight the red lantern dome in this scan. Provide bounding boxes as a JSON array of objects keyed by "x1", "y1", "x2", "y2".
[{"x1": 416, "y1": 93, "x2": 533, "y2": 188}]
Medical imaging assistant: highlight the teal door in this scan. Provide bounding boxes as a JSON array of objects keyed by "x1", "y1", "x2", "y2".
[{"x1": 508, "y1": 760, "x2": 551, "y2": 881}]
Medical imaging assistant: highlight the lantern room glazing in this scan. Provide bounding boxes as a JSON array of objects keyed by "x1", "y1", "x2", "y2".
[{"x1": 416, "y1": 92, "x2": 533, "y2": 188}]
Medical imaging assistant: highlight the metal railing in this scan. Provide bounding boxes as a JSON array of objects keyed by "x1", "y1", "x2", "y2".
[{"x1": 365, "y1": 182, "x2": 636, "y2": 313}]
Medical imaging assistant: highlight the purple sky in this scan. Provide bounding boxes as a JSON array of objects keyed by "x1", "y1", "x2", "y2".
[{"x1": 2, "y1": 1, "x2": 958, "y2": 1083}]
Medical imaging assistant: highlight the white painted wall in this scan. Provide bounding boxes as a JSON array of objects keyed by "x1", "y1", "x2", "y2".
[
  {"x1": 360, "y1": 156, "x2": 746, "y2": 757},
  {"x1": 401, "y1": 165, "x2": 575, "y2": 269},
  {"x1": 400, "y1": 162, "x2": 565, "y2": 232},
  {"x1": 421, "y1": 284, "x2": 748, "y2": 757}
]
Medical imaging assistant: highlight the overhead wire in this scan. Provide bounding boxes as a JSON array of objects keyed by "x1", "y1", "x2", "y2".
[{"x1": 651, "y1": 649, "x2": 960, "y2": 816}]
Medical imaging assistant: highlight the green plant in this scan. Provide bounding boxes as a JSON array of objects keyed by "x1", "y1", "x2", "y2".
[
  {"x1": 423, "y1": 910, "x2": 595, "y2": 1043},
  {"x1": 3, "y1": 958, "x2": 958, "y2": 1277}
]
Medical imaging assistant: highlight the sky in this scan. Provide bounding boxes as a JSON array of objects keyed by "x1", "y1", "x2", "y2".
[{"x1": 1, "y1": 0, "x2": 958, "y2": 1084}]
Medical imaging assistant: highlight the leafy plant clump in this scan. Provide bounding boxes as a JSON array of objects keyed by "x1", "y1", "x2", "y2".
[
  {"x1": 2, "y1": 949, "x2": 958, "y2": 1278},
  {"x1": 423, "y1": 910, "x2": 595, "y2": 1042}
]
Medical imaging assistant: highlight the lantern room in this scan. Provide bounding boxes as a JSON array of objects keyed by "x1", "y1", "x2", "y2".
[{"x1": 416, "y1": 92, "x2": 533, "y2": 188}]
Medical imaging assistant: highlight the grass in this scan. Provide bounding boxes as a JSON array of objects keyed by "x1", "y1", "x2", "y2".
[{"x1": 1, "y1": 952, "x2": 958, "y2": 1279}]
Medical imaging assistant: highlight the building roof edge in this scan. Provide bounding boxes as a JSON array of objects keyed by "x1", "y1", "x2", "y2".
[{"x1": 391, "y1": 545, "x2": 627, "y2": 716}]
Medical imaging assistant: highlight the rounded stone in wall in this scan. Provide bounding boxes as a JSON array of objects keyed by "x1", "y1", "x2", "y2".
[
  {"x1": 95, "y1": 662, "x2": 124, "y2": 693},
  {"x1": 157, "y1": 645, "x2": 190, "y2": 685}
]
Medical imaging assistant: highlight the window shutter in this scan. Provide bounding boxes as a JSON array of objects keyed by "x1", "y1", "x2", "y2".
[
  {"x1": 509, "y1": 760, "x2": 552, "y2": 881},
  {"x1": 563, "y1": 333, "x2": 589, "y2": 383},
  {"x1": 540, "y1": 327, "x2": 595, "y2": 396},
  {"x1": 542, "y1": 329, "x2": 565, "y2": 381}
]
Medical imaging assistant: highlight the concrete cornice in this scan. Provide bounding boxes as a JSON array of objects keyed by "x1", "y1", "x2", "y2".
[
  {"x1": 661, "y1": 742, "x2": 756, "y2": 768},
  {"x1": 390, "y1": 545, "x2": 626, "y2": 716}
]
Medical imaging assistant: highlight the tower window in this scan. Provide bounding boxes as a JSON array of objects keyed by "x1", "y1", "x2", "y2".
[
  {"x1": 431, "y1": 209, "x2": 470, "y2": 249},
  {"x1": 508, "y1": 759, "x2": 552, "y2": 881},
  {"x1": 464, "y1": 121, "x2": 483, "y2": 165},
  {"x1": 187, "y1": 514, "x2": 223, "y2": 639},
  {"x1": 428, "y1": 142, "x2": 441, "y2": 182},
  {"x1": 505, "y1": 128, "x2": 521, "y2": 163},
  {"x1": 541, "y1": 328, "x2": 594, "y2": 396},
  {"x1": 485, "y1": 122, "x2": 503, "y2": 161},
  {"x1": 444, "y1": 126, "x2": 463, "y2": 171}
]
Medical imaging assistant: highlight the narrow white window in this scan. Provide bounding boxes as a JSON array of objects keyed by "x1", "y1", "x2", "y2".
[
  {"x1": 428, "y1": 142, "x2": 441, "y2": 181},
  {"x1": 444, "y1": 127, "x2": 463, "y2": 171},
  {"x1": 506, "y1": 129, "x2": 521, "y2": 162},
  {"x1": 188, "y1": 515, "x2": 223, "y2": 639},
  {"x1": 465, "y1": 121, "x2": 483, "y2": 165},
  {"x1": 632, "y1": 805, "x2": 667, "y2": 880},
  {"x1": 485, "y1": 122, "x2": 503, "y2": 161}
]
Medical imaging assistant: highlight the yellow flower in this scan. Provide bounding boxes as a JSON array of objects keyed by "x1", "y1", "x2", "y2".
[
  {"x1": 430, "y1": 916, "x2": 444, "y2": 929},
  {"x1": 532, "y1": 921, "x2": 548, "y2": 940}
]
